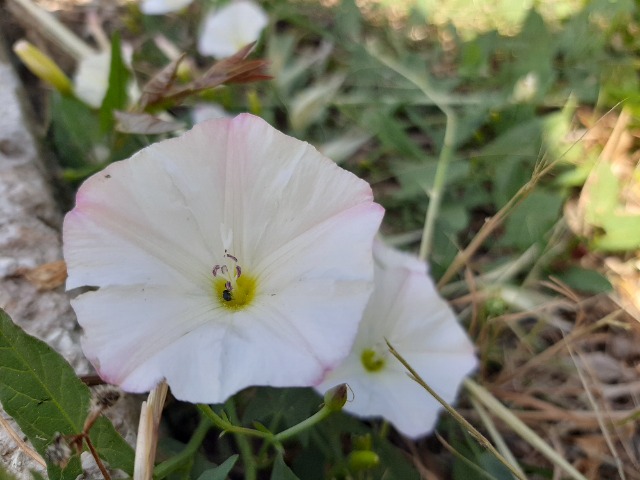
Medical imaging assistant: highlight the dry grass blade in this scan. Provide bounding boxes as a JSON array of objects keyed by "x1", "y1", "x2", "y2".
[
  {"x1": 434, "y1": 431, "x2": 502, "y2": 480},
  {"x1": 134, "y1": 381, "x2": 168, "y2": 480},
  {"x1": 464, "y1": 379, "x2": 588, "y2": 480},
  {"x1": 0, "y1": 414, "x2": 46, "y2": 468},
  {"x1": 7, "y1": 0, "x2": 95, "y2": 60},
  {"x1": 385, "y1": 340, "x2": 527, "y2": 480},
  {"x1": 495, "y1": 312, "x2": 620, "y2": 386},
  {"x1": 568, "y1": 344, "x2": 627, "y2": 480},
  {"x1": 469, "y1": 396, "x2": 526, "y2": 479},
  {"x1": 437, "y1": 156, "x2": 550, "y2": 288}
]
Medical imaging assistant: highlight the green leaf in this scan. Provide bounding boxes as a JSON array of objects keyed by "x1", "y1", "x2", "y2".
[
  {"x1": 50, "y1": 93, "x2": 103, "y2": 167},
  {"x1": 100, "y1": 33, "x2": 130, "y2": 132},
  {"x1": 584, "y1": 162, "x2": 621, "y2": 226},
  {"x1": 554, "y1": 267, "x2": 612, "y2": 294},
  {"x1": 196, "y1": 455, "x2": 239, "y2": 480},
  {"x1": 595, "y1": 214, "x2": 640, "y2": 251},
  {"x1": 372, "y1": 438, "x2": 421, "y2": 480},
  {"x1": 477, "y1": 116, "x2": 544, "y2": 208},
  {"x1": 270, "y1": 454, "x2": 300, "y2": 480},
  {"x1": 243, "y1": 388, "x2": 320, "y2": 432},
  {"x1": 499, "y1": 189, "x2": 563, "y2": 249},
  {"x1": 0, "y1": 309, "x2": 135, "y2": 479},
  {"x1": 289, "y1": 74, "x2": 345, "y2": 132},
  {"x1": 391, "y1": 158, "x2": 469, "y2": 200},
  {"x1": 360, "y1": 110, "x2": 426, "y2": 161}
]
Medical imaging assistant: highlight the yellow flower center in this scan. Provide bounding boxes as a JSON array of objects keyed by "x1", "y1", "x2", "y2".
[
  {"x1": 361, "y1": 348, "x2": 386, "y2": 373},
  {"x1": 211, "y1": 250, "x2": 256, "y2": 310},
  {"x1": 213, "y1": 274, "x2": 257, "y2": 310}
]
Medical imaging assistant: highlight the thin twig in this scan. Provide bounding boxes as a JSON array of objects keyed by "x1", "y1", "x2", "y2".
[{"x1": 84, "y1": 436, "x2": 111, "y2": 480}]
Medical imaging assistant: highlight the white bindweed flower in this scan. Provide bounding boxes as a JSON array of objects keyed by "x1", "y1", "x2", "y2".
[
  {"x1": 73, "y1": 51, "x2": 111, "y2": 108},
  {"x1": 198, "y1": 0, "x2": 269, "y2": 58},
  {"x1": 316, "y1": 241, "x2": 477, "y2": 439},
  {"x1": 191, "y1": 103, "x2": 231, "y2": 124},
  {"x1": 73, "y1": 46, "x2": 138, "y2": 109},
  {"x1": 63, "y1": 113, "x2": 383, "y2": 404},
  {"x1": 141, "y1": 0, "x2": 193, "y2": 15}
]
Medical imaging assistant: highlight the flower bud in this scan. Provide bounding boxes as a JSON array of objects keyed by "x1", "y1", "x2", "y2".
[
  {"x1": 13, "y1": 40, "x2": 72, "y2": 95},
  {"x1": 347, "y1": 450, "x2": 380, "y2": 472},
  {"x1": 323, "y1": 383, "x2": 348, "y2": 412},
  {"x1": 352, "y1": 433, "x2": 372, "y2": 451}
]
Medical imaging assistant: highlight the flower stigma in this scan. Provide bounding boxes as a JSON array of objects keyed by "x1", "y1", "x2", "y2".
[
  {"x1": 212, "y1": 250, "x2": 256, "y2": 310},
  {"x1": 360, "y1": 347, "x2": 387, "y2": 373}
]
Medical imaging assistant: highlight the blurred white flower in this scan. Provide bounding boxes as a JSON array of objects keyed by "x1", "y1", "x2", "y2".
[
  {"x1": 191, "y1": 103, "x2": 231, "y2": 124},
  {"x1": 512, "y1": 72, "x2": 539, "y2": 103},
  {"x1": 73, "y1": 51, "x2": 111, "y2": 108},
  {"x1": 73, "y1": 45, "x2": 138, "y2": 109},
  {"x1": 198, "y1": 0, "x2": 269, "y2": 58},
  {"x1": 317, "y1": 241, "x2": 477, "y2": 439},
  {"x1": 141, "y1": 0, "x2": 193, "y2": 15},
  {"x1": 63, "y1": 114, "x2": 383, "y2": 404}
]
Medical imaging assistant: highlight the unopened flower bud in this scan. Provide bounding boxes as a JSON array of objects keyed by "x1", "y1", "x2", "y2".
[
  {"x1": 347, "y1": 450, "x2": 380, "y2": 472},
  {"x1": 45, "y1": 433, "x2": 72, "y2": 468},
  {"x1": 352, "y1": 433, "x2": 372, "y2": 451},
  {"x1": 323, "y1": 383, "x2": 348, "y2": 412},
  {"x1": 13, "y1": 40, "x2": 73, "y2": 95}
]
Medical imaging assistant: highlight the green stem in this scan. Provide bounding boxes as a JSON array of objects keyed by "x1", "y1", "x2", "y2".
[
  {"x1": 197, "y1": 401, "x2": 336, "y2": 453},
  {"x1": 153, "y1": 416, "x2": 212, "y2": 479},
  {"x1": 226, "y1": 400, "x2": 258, "y2": 480},
  {"x1": 365, "y1": 42, "x2": 457, "y2": 262},
  {"x1": 197, "y1": 404, "x2": 268, "y2": 439},
  {"x1": 419, "y1": 111, "x2": 456, "y2": 263},
  {"x1": 273, "y1": 405, "x2": 333, "y2": 443}
]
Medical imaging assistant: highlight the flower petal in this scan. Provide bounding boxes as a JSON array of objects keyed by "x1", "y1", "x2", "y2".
[
  {"x1": 316, "y1": 241, "x2": 477, "y2": 438},
  {"x1": 64, "y1": 119, "x2": 233, "y2": 290},
  {"x1": 198, "y1": 1, "x2": 268, "y2": 58},
  {"x1": 65, "y1": 114, "x2": 384, "y2": 403},
  {"x1": 141, "y1": 0, "x2": 193, "y2": 15},
  {"x1": 73, "y1": 51, "x2": 111, "y2": 108}
]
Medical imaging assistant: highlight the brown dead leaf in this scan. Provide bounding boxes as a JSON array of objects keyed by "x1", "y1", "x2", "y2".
[
  {"x1": 21, "y1": 260, "x2": 67, "y2": 290},
  {"x1": 153, "y1": 42, "x2": 271, "y2": 108},
  {"x1": 138, "y1": 54, "x2": 186, "y2": 110}
]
